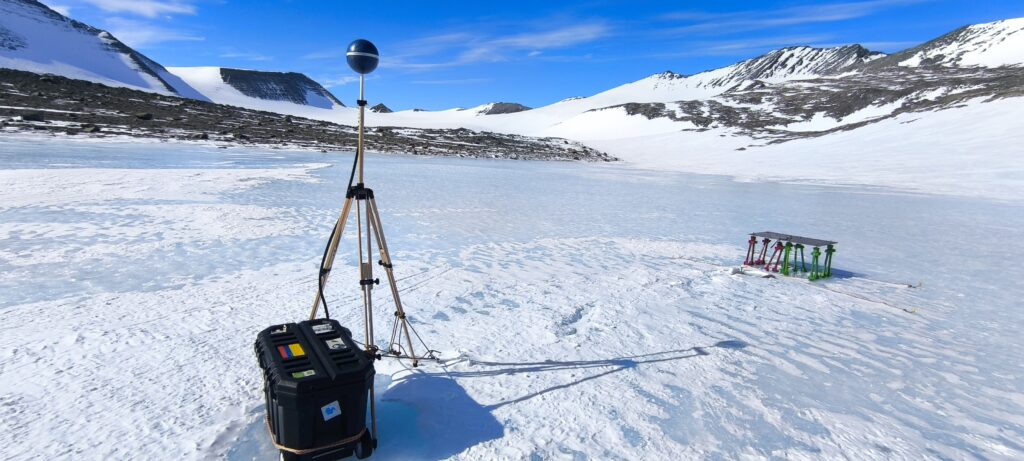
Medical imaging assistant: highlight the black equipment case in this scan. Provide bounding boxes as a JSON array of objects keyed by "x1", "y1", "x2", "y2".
[{"x1": 254, "y1": 319, "x2": 375, "y2": 460}]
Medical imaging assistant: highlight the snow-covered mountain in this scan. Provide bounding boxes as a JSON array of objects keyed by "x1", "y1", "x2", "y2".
[
  {"x1": 366, "y1": 44, "x2": 890, "y2": 135},
  {"x1": 0, "y1": 0, "x2": 207, "y2": 100},
  {"x1": 371, "y1": 18, "x2": 1024, "y2": 143},
  {"x1": 0, "y1": 1, "x2": 351, "y2": 113},
  {"x1": 867, "y1": 17, "x2": 1024, "y2": 68},
  {"x1": 591, "y1": 44, "x2": 883, "y2": 104},
  {"x1": 167, "y1": 67, "x2": 344, "y2": 113},
  {"x1": 2, "y1": 1, "x2": 1023, "y2": 185}
]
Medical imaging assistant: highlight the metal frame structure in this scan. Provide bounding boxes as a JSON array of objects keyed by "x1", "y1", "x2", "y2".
[{"x1": 744, "y1": 231, "x2": 838, "y2": 280}]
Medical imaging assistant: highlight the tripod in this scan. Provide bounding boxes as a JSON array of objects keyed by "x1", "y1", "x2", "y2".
[{"x1": 308, "y1": 74, "x2": 436, "y2": 367}]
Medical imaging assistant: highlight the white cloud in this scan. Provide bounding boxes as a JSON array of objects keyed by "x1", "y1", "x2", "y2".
[
  {"x1": 661, "y1": 0, "x2": 926, "y2": 35},
  {"x1": 386, "y1": 23, "x2": 611, "y2": 70},
  {"x1": 410, "y1": 78, "x2": 492, "y2": 85},
  {"x1": 490, "y1": 24, "x2": 609, "y2": 49},
  {"x1": 301, "y1": 49, "x2": 345, "y2": 60},
  {"x1": 41, "y1": 2, "x2": 72, "y2": 16},
  {"x1": 220, "y1": 51, "x2": 273, "y2": 62},
  {"x1": 322, "y1": 76, "x2": 360, "y2": 87},
  {"x1": 104, "y1": 17, "x2": 204, "y2": 47},
  {"x1": 84, "y1": 0, "x2": 196, "y2": 18}
]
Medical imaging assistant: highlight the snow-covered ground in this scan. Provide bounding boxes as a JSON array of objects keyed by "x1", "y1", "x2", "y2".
[
  {"x1": 586, "y1": 97, "x2": 1024, "y2": 202},
  {"x1": 1, "y1": 139, "x2": 1022, "y2": 460}
]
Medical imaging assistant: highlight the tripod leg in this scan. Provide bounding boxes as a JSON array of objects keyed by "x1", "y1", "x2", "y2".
[
  {"x1": 355, "y1": 199, "x2": 378, "y2": 355},
  {"x1": 309, "y1": 197, "x2": 354, "y2": 320},
  {"x1": 363, "y1": 199, "x2": 376, "y2": 351},
  {"x1": 367, "y1": 197, "x2": 420, "y2": 366}
]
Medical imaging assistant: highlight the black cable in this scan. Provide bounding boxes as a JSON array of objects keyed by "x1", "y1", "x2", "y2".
[{"x1": 316, "y1": 149, "x2": 361, "y2": 319}]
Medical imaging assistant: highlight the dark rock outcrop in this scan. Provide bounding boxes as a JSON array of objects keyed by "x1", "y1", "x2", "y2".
[
  {"x1": 218, "y1": 68, "x2": 344, "y2": 109},
  {"x1": 478, "y1": 102, "x2": 531, "y2": 115}
]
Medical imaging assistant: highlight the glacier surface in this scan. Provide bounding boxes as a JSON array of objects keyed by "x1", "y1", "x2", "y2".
[{"x1": 0, "y1": 139, "x2": 1022, "y2": 460}]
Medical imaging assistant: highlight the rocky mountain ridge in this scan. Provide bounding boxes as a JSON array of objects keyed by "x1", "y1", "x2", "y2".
[
  {"x1": 547, "y1": 17, "x2": 1024, "y2": 144},
  {"x1": 0, "y1": 68, "x2": 612, "y2": 162}
]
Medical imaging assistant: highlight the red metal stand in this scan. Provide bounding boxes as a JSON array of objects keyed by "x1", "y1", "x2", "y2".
[
  {"x1": 754, "y1": 237, "x2": 771, "y2": 265},
  {"x1": 744, "y1": 235, "x2": 758, "y2": 265},
  {"x1": 765, "y1": 241, "x2": 784, "y2": 272}
]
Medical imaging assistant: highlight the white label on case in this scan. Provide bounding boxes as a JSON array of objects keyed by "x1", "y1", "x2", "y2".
[
  {"x1": 325, "y1": 338, "x2": 346, "y2": 350},
  {"x1": 312, "y1": 323, "x2": 334, "y2": 334},
  {"x1": 321, "y1": 401, "x2": 342, "y2": 421}
]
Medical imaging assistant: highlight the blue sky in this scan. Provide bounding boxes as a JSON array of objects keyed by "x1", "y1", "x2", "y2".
[{"x1": 43, "y1": 0, "x2": 1024, "y2": 110}]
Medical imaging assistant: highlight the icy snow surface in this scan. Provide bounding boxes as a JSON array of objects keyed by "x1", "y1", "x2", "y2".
[{"x1": 1, "y1": 139, "x2": 1022, "y2": 460}]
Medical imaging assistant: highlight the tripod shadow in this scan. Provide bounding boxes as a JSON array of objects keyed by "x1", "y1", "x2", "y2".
[
  {"x1": 373, "y1": 340, "x2": 747, "y2": 458},
  {"x1": 376, "y1": 373, "x2": 503, "y2": 460},
  {"x1": 452, "y1": 340, "x2": 748, "y2": 409}
]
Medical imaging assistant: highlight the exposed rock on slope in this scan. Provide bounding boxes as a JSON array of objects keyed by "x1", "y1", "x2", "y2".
[
  {"x1": 477, "y1": 102, "x2": 531, "y2": 115},
  {"x1": 0, "y1": 68, "x2": 614, "y2": 162},
  {"x1": 536, "y1": 18, "x2": 1024, "y2": 143},
  {"x1": 0, "y1": 0, "x2": 207, "y2": 99},
  {"x1": 217, "y1": 68, "x2": 344, "y2": 108},
  {"x1": 697, "y1": 45, "x2": 883, "y2": 87},
  {"x1": 593, "y1": 66, "x2": 1024, "y2": 142},
  {"x1": 861, "y1": 18, "x2": 1024, "y2": 69}
]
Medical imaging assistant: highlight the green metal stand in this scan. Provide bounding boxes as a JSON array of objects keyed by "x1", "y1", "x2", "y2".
[
  {"x1": 781, "y1": 242, "x2": 793, "y2": 276},
  {"x1": 824, "y1": 244, "x2": 835, "y2": 278},
  {"x1": 795, "y1": 244, "x2": 806, "y2": 273},
  {"x1": 809, "y1": 247, "x2": 822, "y2": 281}
]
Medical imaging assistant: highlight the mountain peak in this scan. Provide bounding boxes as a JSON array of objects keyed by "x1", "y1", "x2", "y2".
[
  {"x1": 866, "y1": 17, "x2": 1024, "y2": 69},
  {"x1": 654, "y1": 71, "x2": 685, "y2": 80},
  {"x1": 602, "y1": 44, "x2": 885, "y2": 105},
  {"x1": 723, "y1": 44, "x2": 884, "y2": 82}
]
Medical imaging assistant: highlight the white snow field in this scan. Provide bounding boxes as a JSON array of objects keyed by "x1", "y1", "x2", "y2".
[
  {"x1": 583, "y1": 97, "x2": 1024, "y2": 202},
  {"x1": 1, "y1": 138, "x2": 1023, "y2": 460}
]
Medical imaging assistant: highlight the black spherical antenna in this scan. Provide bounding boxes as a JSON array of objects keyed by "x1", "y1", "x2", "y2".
[{"x1": 346, "y1": 39, "x2": 379, "y2": 75}]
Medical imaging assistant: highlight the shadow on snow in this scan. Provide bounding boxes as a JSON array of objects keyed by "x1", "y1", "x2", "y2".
[
  {"x1": 227, "y1": 340, "x2": 746, "y2": 460},
  {"x1": 447, "y1": 340, "x2": 748, "y2": 409}
]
